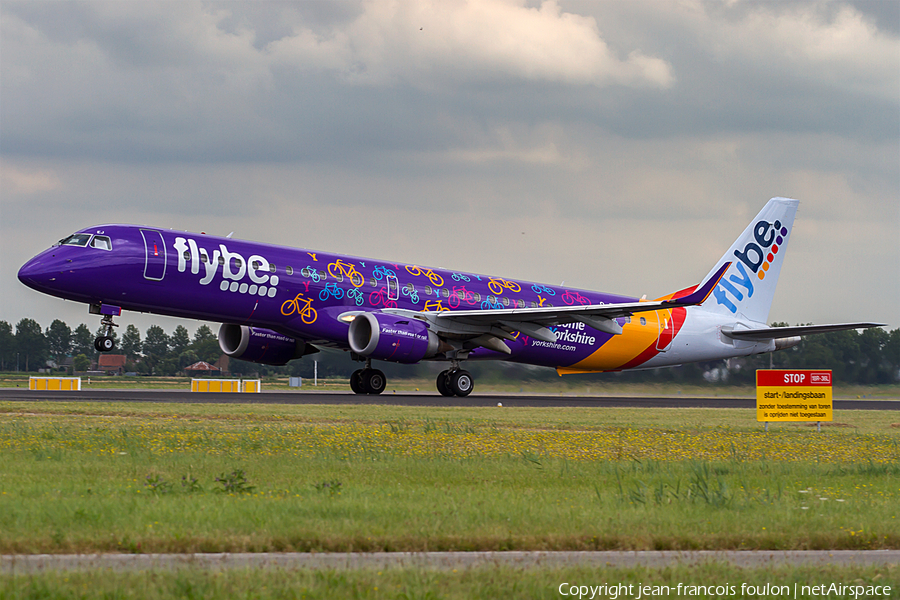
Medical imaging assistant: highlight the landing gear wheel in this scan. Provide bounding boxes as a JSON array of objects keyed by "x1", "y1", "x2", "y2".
[
  {"x1": 436, "y1": 370, "x2": 454, "y2": 397},
  {"x1": 449, "y1": 370, "x2": 473, "y2": 397},
  {"x1": 362, "y1": 369, "x2": 386, "y2": 395},
  {"x1": 350, "y1": 369, "x2": 365, "y2": 394},
  {"x1": 94, "y1": 336, "x2": 115, "y2": 352}
]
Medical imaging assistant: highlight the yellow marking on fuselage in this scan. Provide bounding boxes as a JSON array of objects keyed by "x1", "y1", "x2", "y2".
[{"x1": 558, "y1": 309, "x2": 665, "y2": 374}]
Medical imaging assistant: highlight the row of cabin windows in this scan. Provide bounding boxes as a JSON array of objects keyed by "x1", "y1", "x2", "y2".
[
  {"x1": 180, "y1": 252, "x2": 294, "y2": 276},
  {"x1": 177, "y1": 253, "x2": 648, "y2": 323}
]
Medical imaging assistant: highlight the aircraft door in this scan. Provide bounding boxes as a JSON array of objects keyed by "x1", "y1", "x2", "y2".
[
  {"x1": 656, "y1": 309, "x2": 675, "y2": 352},
  {"x1": 141, "y1": 230, "x2": 167, "y2": 281}
]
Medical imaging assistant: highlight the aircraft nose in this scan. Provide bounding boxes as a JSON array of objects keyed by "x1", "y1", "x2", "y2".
[{"x1": 18, "y1": 255, "x2": 52, "y2": 290}]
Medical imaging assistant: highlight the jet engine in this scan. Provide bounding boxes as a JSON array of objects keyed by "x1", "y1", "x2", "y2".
[
  {"x1": 218, "y1": 324, "x2": 308, "y2": 366},
  {"x1": 348, "y1": 312, "x2": 441, "y2": 364}
]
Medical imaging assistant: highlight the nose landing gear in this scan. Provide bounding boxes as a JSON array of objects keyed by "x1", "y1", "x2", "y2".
[{"x1": 90, "y1": 303, "x2": 121, "y2": 353}]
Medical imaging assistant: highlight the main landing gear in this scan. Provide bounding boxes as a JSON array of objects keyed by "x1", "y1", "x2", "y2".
[
  {"x1": 436, "y1": 368, "x2": 474, "y2": 397},
  {"x1": 350, "y1": 364, "x2": 387, "y2": 395},
  {"x1": 348, "y1": 358, "x2": 475, "y2": 397}
]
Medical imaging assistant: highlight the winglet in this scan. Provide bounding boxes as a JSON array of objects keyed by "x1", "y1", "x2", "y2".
[{"x1": 667, "y1": 262, "x2": 731, "y2": 307}]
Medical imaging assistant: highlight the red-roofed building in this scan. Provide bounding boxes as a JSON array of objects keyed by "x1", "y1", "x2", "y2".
[
  {"x1": 185, "y1": 361, "x2": 221, "y2": 375},
  {"x1": 98, "y1": 354, "x2": 127, "y2": 375}
]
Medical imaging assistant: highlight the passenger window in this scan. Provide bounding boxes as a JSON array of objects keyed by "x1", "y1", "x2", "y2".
[
  {"x1": 474, "y1": 292, "x2": 482, "y2": 303},
  {"x1": 286, "y1": 266, "x2": 293, "y2": 276},
  {"x1": 424, "y1": 285, "x2": 433, "y2": 296},
  {"x1": 200, "y1": 251, "x2": 209, "y2": 263},
  {"x1": 640, "y1": 317, "x2": 647, "y2": 326},
  {"x1": 441, "y1": 288, "x2": 450, "y2": 299},
  {"x1": 502, "y1": 297, "x2": 510, "y2": 307},
  {"x1": 218, "y1": 256, "x2": 225, "y2": 267},
  {"x1": 251, "y1": 260, "x2": 262, "y2": 270},
  {"x1": 530, "y1": 301, "x2": 539, "y2": 308},
  {"x1": 183, "y1": 251, "x2": 191, "y2": 261},
  {"x1": 625, "y1": 316, "x2": 631, "y2": 324},
  {"x1": 269, "y1": 264, "x2": 276, "y2": 273},
  {"x1": 370, "y1": 277, "x2": 377, "y2": 287}
]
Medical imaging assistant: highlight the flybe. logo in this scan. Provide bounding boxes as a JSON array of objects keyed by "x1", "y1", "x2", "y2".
[
  {"x1": 713, "y1": 219, "x2": 789, "y2": 313},
  {"x1": 173, "y1": 237, "x2": 279, "y2": 298}
]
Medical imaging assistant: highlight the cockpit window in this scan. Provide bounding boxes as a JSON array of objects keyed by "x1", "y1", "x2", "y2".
[
  {"x1": 90, "y1": 235, "x2": 112, "y2": 250},
  {"x1": 58, "y1": 233, "x2": 92, "y2": 247}
]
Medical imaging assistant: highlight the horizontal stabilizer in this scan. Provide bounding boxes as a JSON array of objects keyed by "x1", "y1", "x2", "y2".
[{"x1": 723, "y1": 323, "x2": 885, "y2": 340}]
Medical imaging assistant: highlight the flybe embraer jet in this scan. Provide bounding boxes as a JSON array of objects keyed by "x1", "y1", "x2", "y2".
[{"x1": 18, "y1": 197, "x2": 881, "y2": 397}]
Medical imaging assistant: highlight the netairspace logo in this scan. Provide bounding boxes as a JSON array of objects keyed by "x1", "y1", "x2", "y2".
[
  {"x1": 557, "y1": 581, "x2": 892, "y2": 599},
  {"x1": 173, "y1": 238, "x2": 279, "y2": 298},
  {"x1": 714, "y1": 218, "x2": 789, "y2": 314}
]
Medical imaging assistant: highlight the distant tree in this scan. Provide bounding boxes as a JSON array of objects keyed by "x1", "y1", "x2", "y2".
[
  {"x1": 15, "y1": 318, "x2": 47, "y2": 371},
  {"x1": 0, "y1": 321, "x2": 14, "y2": 371},
  {"x1": 45, "y1": 319, "x2": 72, "y2": 367},
  {"x1": 142, "y1": 325, "x2": 170, "y2": 375},
  {"x1": 121, "y1": 325, "x2": 142, "y2": 360},
  {"x1": 194, "y1": 324, "x2": 216, "y2": 343},
  {"x1": 886, "y1": 329, "x2": 900, "y2": 381},
  {"x1": 190, "y1": 324, "x2": 221, "y2": 363},
  {"x1": 171, "y1": 325, "x2": 190, "y2": 355},
  {"x1": 72, "y1": 324, "x2": 95, "y2": 359},
  {"x1": 73, "y1": 353, "x2": 91, "y2": 373}
]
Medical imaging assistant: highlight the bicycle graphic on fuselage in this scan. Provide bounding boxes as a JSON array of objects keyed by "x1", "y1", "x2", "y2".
[
  {"x1": 405, "y1": 265, "x2": 444, "y2": 287},
  {"x1": 328, "y1": 259, "x2": 364, "y2": 287},
  {"x1": 488, "y1": 277, "x2": 521, "y2": 295},
  {"x1": 281, "y1": 293, "x2": 318, "y2": 324}
]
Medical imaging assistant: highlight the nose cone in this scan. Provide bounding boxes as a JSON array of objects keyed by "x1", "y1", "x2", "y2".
[{"x1": 18, "y1": 254, "x2": 53, "y2": 291}]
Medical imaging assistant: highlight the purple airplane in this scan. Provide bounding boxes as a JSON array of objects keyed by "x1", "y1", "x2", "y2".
[{"x1": 18, "y1": 198, "x2": 882, "y2": 396}]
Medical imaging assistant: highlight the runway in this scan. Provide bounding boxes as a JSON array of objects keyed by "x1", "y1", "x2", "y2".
[{"x1": 1, "y1": 388, "x2": 897, "y2": 410}]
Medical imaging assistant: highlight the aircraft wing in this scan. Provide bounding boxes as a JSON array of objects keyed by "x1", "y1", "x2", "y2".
[
  {"x1": 723, "y1": 323, "x2": 886, "y2": 340},
  {"x1": 388, "y1": 263, "x2": 732, "y2": 351}
]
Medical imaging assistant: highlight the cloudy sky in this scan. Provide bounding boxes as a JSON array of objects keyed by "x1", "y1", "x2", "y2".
[{"x1": 1, "y1": 0, "x2": 897, "y2": 336}]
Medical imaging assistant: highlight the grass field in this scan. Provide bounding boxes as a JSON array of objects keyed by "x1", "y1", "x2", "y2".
[
  {"x1": 4, "y1": 563, "x2": 898, "y2": 600},
  {"x1": 1, "y1": 400, "x2": 898, "y2": 597}
]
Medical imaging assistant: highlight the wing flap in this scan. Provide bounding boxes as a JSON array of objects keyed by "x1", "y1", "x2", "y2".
[{"x1": 724, "y1": 323, "x2": 885, "y2": 340}]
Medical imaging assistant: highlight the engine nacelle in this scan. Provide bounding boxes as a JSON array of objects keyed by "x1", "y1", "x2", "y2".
[
  {"x1": 348, "y1": 312, "x2": 440, "y2": 364},
  {"x1": 774, "y1": 336, "x2": 802, "y2": 351},
  {"x1": 218, "y1": 324, "x2": 307, "y2": 366}
]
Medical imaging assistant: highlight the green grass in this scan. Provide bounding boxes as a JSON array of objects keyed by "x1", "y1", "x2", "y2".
[
  {"x1": 2, "y1": 564, "x2": 898, "y2": 600},
  {"x1": 0, "y1": 402, "x2": 897, "y2": 555}
]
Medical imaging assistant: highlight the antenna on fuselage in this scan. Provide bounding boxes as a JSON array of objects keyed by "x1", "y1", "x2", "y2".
[{"x1": 226, "y1": 232, "x2": 234, "y2": 238}]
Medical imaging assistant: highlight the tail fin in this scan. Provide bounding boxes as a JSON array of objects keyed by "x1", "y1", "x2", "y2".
[{"x1": 700, "y1": 197, "x2": 799, "y2": 324}]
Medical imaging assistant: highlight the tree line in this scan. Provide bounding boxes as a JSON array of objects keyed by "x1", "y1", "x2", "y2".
[
  {"x1": 0, "y1": 319, "x2": 221, "y2": 376},
  {"x1": 1, "y1": 318, "x2": 897, "y2": 385}
]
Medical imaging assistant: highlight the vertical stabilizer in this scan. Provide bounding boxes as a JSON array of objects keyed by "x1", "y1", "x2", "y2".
[{"x1": 701, "y1": 197, "x2": 799, "y2": 324}]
